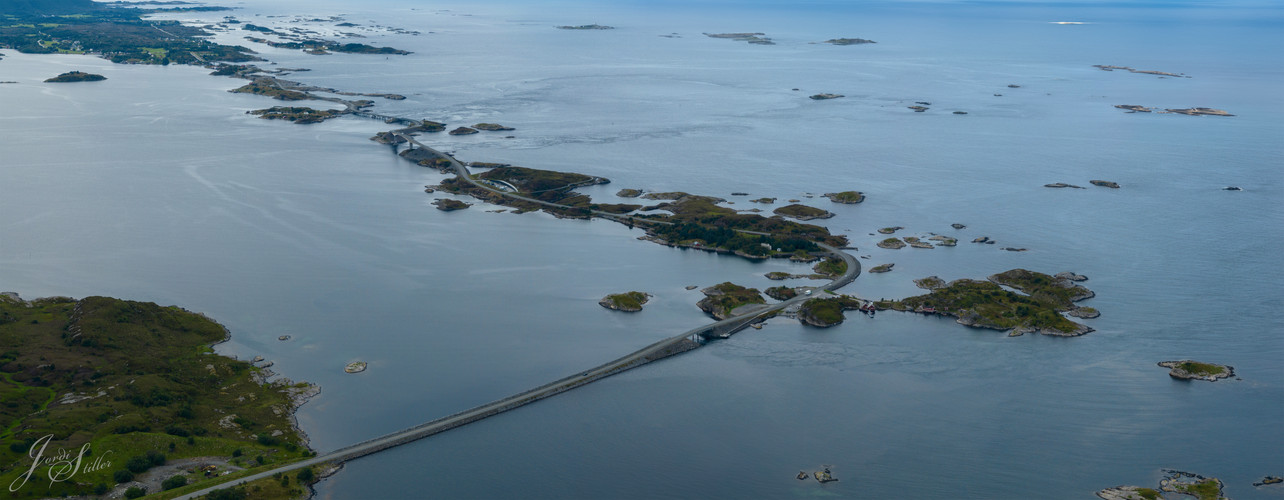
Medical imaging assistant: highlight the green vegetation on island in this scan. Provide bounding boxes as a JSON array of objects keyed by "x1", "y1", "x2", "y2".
[
  {"x1": 616, "y1": 189, "x2": 643, "y2": 198},
  {"x1": 44, "y1": 70, "x2": 105, "y2": 82},
  {"x1": 877, "y1": 238, "x2": 906, "y2": 249},
  {"x1": 696, "y1": 283, "x2": 766, "y2": 320},
  {"x1": 773, "y1": 204, "x2": 834, "y2": 220},
  {"x1": 812, "y1": 257, "x2": 847, "y2": 277},
  {"x1": 823, "y1": 191, "x2": 864, "y2": 204},
  {"x1": 1097, "y1": 470, "x2": 1227, "y2": 500},
  {"x1": 599, "y1": 292, "x2": 650, "y2": 312},
  {"x1": 0, "y1": 293, "x2": 318, "y2": 499},
  {"x1": 874, "y1": 269, "x2": 1095, "y2": 336},
  {"x1": 449, "y1": 126, "x2": 479, "y2": 136},
  {"x1": 823, "y1": 38, "x2": 877, "y2": 45},
  {"x1": 1157, "y1": 360, "x2": 1234, "y2": 381},
  {"x1": 247, "y1": 106, "x2": 341, "y2": 124},
  {"x1": 764, "y1": 286, "x2": 797, "y2": 301},
  {"x1": 797, "y1": 295, "x2": 864, "y2": 327}
]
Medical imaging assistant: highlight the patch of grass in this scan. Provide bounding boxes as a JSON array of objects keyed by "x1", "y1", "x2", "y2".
[
  {"x1": 1178, "y1": 361, "x2": 1226, "y2": 376},
  {"x1": 1178, "y1": 479, "x2": 1224, "y2": 500},
  {"x1": 813, "y1": 257, "x2": 847, "y2": 277}
]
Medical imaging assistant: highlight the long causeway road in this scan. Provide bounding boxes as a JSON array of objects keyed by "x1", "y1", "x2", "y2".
[{"x1": 176, "y1": 135, "x2": 860, "y2": 499}]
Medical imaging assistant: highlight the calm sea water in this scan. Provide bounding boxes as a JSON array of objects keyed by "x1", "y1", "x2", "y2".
[{"x1": 2, "y1": 0, "x2": 1281, "y2": 498}]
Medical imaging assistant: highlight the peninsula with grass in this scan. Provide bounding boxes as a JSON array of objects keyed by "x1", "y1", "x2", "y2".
[{"x1": 0, "y1": 292, "x2": 322, "y2": 499}]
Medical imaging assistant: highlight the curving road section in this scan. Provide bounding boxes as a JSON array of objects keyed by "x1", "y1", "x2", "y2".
[{"x1": 176, "y1": 135, "x2": 860, "y2": 499}]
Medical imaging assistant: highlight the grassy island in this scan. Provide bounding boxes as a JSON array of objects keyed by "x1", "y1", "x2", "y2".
[
  {"x1": 824, "y1": 38, "x2": 877, "y2": 45},
  {"x1": 0, "y1": 293, "x2": 319, "y2": 499},
  {"x1": 44, "y1": 71, "x2": 105, "y2": 82},
  {"x1": 449, "y1": 126, "x2": 479, "y2": 135},
  {"x1": 875, "y1": 269, "x2": 1095, "y2": 336},
  {"x1": 773, "y1": 204, "x2": 834, "y2": 220},
  {"x1": 599, "y1": 292, "x2": 650, "y2": 312},
  {"x1": 823, "y1": 191, "x2": 864, "y2": 204},
  {"x1": 797, "y1": 295, "x2": 864, "y2": 327},
  {"x1": 704, "y1": 32, "x2": 775, "y2": 45},
  {"x1": 696, "y1": 283, "x2": 765, "y2": 320},
  {"x1": 812, "y1": 257, "x2": 847, "y2": 277},
  {"x1": 1157, "y1": 360, "x2": 1234, "y2": 381},
  {"x1": 248, "y1": 106, "x2": 341, "y2": 124}
]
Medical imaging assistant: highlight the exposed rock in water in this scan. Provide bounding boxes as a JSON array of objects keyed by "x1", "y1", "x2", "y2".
[
  {"x1": 877, "y1": 238, "x2": 906, "y2": 250},
  {"x1": 1090, "y1": 180, "x2": 1120, "y2": 188},
  {"x1": 1253, "y1": 476, "x2": 1283, "y2": 487},
  {"x1": 449, "y1": 126, "x2": 479, "y2": 135},
  {"x1": 927, "y1": 235, "x2": 957, "y2": 246},
  {"x1": 750, "y1": 197, "x2": 776, "y2": 204},
  {"x1": 1067, "y1": 307, "x2": 1100, "y2": 319},
  {"x1": 1223, "y1": 186, "x2": 1242, "y2": 191},
  {"x1": 953, "y1": 111, "x2": 968, "y2": 115},
  {"x1": 951, "y1": 223, "x2": 966, "y2": 229},
  {"x1": 616, "y1": 189, "x2": 643, "y2": 198},
  {"x1": 908, "y1": 105, "x2": 929, "y2": 112},
  {"x1": 823, "y1": 38, "x2": 876, "y2": 45},
  {"x1": 473, "y1": 123, "x2": 515, "y2": 131},
  {"x1": 810, "y1": 93, "x2": 844, "y2": 100},
  {"x1": 1044, "y1": 182, "x2": 1086, "y2": 189},
  {"x1": 823, "y1": 191, "x2": 864, "y2": 204},
  {"x1": 432, "y1": 199, "x2": 471, "y2": 211},
  {"x1": 878, "y1": 226, "x2": 904, "y2": 234},
  {"x1": 1055, "y1": 271, "x2": 1088, "y2": 282},
  {"x1": 972, "y1": 236, "x2": 991, "y2": 244},
  {"x1": 704, "y1": 32, "x2": 774, "y2": 45},
  {"x1": 869, "y1": 263, "x2": 894, "y2": 273},
  {"x1": 1158, "y1": 360, "x2": 1235, "y2": 381},
  {"x1": 1001, "y1": 247, "x2": 1027, "y2": 252}
]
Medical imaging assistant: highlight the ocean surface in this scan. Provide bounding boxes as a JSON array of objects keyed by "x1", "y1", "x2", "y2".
[{"x1": 2, "y1": 0, "x2": 1282, "y2": 498}]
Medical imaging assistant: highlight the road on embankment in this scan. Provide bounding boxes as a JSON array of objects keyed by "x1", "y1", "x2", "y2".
[{"x1": 176, "y1": 136, "x2": 860, "y2": 500}]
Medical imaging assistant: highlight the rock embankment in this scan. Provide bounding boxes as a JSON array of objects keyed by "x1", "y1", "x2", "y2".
[{"x1": 1158, "y1": 360, "x2": 1235, "y2": 381}]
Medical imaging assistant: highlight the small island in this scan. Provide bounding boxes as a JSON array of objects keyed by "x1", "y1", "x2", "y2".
[
  {"x1": 1045, "y1": 182, "x2": 1086, "y2": 189},
  {"x1": 1157, "y1": 360, "x2": 1234, "y2": 382},
  {"x1": 773, "y1": 204, "x2": 835, "y2": 220},
  {"x1": 344, "y1": 361, "x2": 367, "y2": 373},
  {"x1": 877, "y1": 238, "x2": 906, "y2": 249},
  {"x1": 449, "y1": 126, "x2": 480, "y2": 135},
  {"x1": 599, "y1": 291, "x2": 651, "y2": 312},
  {"x1": 1091, "y1": 180, "x2": 1121, "y2": 188},
  {"x1": 433, "y1": 199, "x2": 472, "y2": 211},
  {"x1": 914, "y1": 276, "x2": 946, "y2": 290},
  {"x1": 704, "y1": 32, "x2": 775, "y2": 45},
  {"x1": 616, "y1": 189, "x2": 643, "y2": 197},
  {"x1": 878, "y1": 226, "x2": 904, "y2": 234},
  {"x1": 809, "y1": 93, "x2": 844, "y2": 100},
  {"x1": 44, "y1": 70, "x2": 106, "y2": 82},
  {"x1": 869, "y1": 263, "x2": 894, "y2": 273},
  {"x1": 473, "y1": 123, "x2": 516, "y2": 131},
  {"x1": 764, "y1": 286, "x2": 798, "y2": 301},
  {"x1": 823, "y1": 38, "x2": 876, "y2": 45},
  {"x1": 557, "y1": 24, "x2": 615, "y2": 30},
  {"x1": 823, "y1": 191, "x2": 864, "y2": 204}
]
